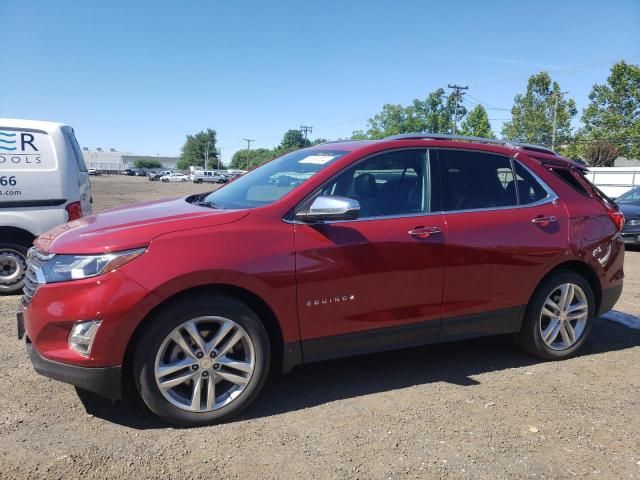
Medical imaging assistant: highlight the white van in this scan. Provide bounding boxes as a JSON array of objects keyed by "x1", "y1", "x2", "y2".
[
  {"x1": 0, "y1": 118, "x2": 92, "y2": 294},
  {"x1": 191, "y1": 170, "x2": 227, "y2": 184}
]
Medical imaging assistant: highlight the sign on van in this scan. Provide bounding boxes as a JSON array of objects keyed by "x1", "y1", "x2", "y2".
[{"x1": 0, "y1": 130, "x2": 56, "y2": 171}]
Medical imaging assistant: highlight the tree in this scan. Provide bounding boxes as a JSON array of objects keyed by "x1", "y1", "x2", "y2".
[
  {"x1": 502, "y1": 72, "x2": 577, "y2": 150},
  {"x1": 178, "y1": 129, "x2": 218, "y2": 170},
  {"x1": 133, "y1": 158, "x2": 163, "y2": 169},
  {"x1": 352, "y1": 88, "x2": 466, "y2": 139},
  {"x1": 585, "y1": 141, "x2": 620, "y2": 167},
  {"x1": 580, "y1": 61, "x2": 640, "y2": 161},
  {"x1": 311, "y1": 138, "x2": 329, "y2": 145},
  {"x1": 459, "y1": 105, "x2": 494, "y2": 138},
  {"x1": 280, "y1": 129, "x2": 310, "y2": 150},
  {"x1": 229, "y1": 148, "x2": 276, "y2": 170}
]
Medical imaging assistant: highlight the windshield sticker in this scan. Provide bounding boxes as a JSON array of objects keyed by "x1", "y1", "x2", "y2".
[{"x1": 299, "y1": 154, "x2": 336, "y2": 165}]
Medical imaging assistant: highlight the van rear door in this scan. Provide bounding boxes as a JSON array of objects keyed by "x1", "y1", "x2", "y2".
[{"x1": 62, "y1": 127, "x2": 92, "y2": 216}]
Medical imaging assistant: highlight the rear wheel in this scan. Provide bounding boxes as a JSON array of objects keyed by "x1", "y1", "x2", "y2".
[
  {"x1": 517, "y1": 270, "x2": 594, "y2": 359},
  {"x1": 133, "y1": 294, "x2": 270, "y2": 426},
  {"x1": 0, "y1": 242, "x2": 28, "y2": 295}
]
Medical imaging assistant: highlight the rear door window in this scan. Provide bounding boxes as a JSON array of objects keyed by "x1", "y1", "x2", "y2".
[
  {"x1": 513, "y1": 162, "x2": 549, "y2": 205},
  {"x1": 438, "y1": 150, "x2": 517, "y2": 211}
]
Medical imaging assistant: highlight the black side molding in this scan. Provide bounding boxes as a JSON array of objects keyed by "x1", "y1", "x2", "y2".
[
  {"x1": 598, "y1": 285, "x2": 623, "y2": 316},
  {"x1": 0, "y1": 199, "x2": 66, "y2": 209},
  {"x1": 438, "y1": 305, "x2": 525, "y2": 342},
  {"x1": 302, "y1": 320, "x2": 441, "y2": 364}
]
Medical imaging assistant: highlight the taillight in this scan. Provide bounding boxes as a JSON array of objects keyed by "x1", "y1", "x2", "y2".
[
  {"x1": 606, "y1": 207, "x2": 625, "y2": 232},
  {"x1": 65, "y1": 201, "x2": 83, "y2": 221}
]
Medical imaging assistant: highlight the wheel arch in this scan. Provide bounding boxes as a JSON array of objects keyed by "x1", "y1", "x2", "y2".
[
  {"x1": 0, "y1": 226, "x2": 36, "y2": 246},
  {"x1": 121, "y1": 283, "x2": 287, "y2": 397},
  {"x1": 535, "y1": 260, "x2": 602, "y2": 314}
]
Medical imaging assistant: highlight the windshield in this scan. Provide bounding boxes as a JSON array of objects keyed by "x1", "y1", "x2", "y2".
[
  {"x1": 202, "y1": 149, "x2": 349, "y2": 209},
  {"x1": 616, "y1": 187, "x2": 640, "y2": 205}
]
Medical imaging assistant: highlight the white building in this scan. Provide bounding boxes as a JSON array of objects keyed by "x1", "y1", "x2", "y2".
[{"x1": 82, "y1": 147, "x2": 179, "y2": 172}]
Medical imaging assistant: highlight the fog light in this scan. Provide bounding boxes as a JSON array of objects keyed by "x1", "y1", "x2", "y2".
[{"x1": 68, "y1": 320, "x2": 101, "y2": 356}]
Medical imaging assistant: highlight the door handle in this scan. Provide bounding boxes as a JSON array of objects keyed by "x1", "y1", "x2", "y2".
[
  {"x1": 408, "y1": 226, "x2": 441, "y2": 239},
  {"x1": 531, "y1": 216, "x2": 557, "y2": 227}
]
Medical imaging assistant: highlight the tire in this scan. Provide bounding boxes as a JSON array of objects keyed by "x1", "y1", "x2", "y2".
[
  {"x1": 0, "y1": 242, "x2": 29, "y2": 295},
  {"x1": 516, "y1": 270, "x2": 595, "y2": 360},
  {"x1": 133, "y1": 294, "x2": 271, "y2": 426}
]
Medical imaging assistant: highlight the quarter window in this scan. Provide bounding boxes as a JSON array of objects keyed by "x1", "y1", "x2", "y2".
[{"x1": 315, "y1": 149, "x2": 430, "y2": 219}]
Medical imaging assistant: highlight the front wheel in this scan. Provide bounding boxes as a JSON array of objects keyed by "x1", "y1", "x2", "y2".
[
  {"x1": 0, "y1": 243, "x2": 28, "y2": 295},
  {"x1": 133, "y1": 295, "x2": 271, "y2": 426},
  {"x1": 516, "y1": 270, "x2": 594, "y2": 360}
]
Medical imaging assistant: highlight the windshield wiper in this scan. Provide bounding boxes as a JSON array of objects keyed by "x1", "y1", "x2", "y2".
[{"x1": 196, "y1": 199, "x2": 222, "y2": 209}]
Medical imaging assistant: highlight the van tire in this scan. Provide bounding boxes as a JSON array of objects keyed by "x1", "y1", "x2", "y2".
[
  {"x1": 133, "y1": 294, "x2": 271, "y2": 426},
  {"x1": 0, "y1": 242, "x2": 29, "y2": 295}
]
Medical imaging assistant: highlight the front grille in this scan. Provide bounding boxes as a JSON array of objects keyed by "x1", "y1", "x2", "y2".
[{"x1": 22, "y1": 248, "x2": 53, "y2": 307}]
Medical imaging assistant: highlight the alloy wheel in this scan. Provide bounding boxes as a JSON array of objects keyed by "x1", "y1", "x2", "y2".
[
  {"x1": 539, "y1": 283, "x2": 589, "y2": 351},
  {"x1": 154, "y1": 316, "x2": 255, "y2": 412}
]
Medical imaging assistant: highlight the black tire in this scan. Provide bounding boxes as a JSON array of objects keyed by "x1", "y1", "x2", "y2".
[
  {"x1": 516, "y1": 270, "x2": 595, "y2": 360},
  {"x1": 0, "y1": 242, "x2": 29, "y2": 295},
  {"x1": 133, "y1": 294, "x2": 271, "y2": 426}
]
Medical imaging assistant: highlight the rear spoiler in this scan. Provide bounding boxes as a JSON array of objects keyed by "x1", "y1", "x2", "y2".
[{"x1": 520, "y1": 150, "x2": 589, "y2": 173}]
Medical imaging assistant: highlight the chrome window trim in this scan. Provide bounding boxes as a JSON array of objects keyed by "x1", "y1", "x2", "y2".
[{"x1": 285, "y1": 149, "x2": 559, "y2": 225}]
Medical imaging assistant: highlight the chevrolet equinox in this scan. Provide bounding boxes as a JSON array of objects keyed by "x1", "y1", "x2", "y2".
[{"x1": 18, "y1": 134, "x2": 624, "y2": 426}]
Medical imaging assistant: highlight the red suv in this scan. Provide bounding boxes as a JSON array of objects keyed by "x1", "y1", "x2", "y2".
[{"x1": 18, "y1": 134, "x2": 624, "y2": 426}]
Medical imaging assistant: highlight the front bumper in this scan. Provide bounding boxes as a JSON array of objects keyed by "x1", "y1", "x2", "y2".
[{"x1": 26, "y1": 340, "x2": 122, "y2": 399}]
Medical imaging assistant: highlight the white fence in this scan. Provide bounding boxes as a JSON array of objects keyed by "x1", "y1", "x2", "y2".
[{"x1": 585, "y1": 167, "x2": 640, "y2": 198}]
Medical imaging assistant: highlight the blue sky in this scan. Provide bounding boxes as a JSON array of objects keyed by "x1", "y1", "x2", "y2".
[{"x1": 1, "y1": 1, "x2": 638, "y2": 160}]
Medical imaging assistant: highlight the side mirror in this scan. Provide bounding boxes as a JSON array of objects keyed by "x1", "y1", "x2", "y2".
[{"x1": 295, "y1": 196, "x2": 360, "y2": 223}]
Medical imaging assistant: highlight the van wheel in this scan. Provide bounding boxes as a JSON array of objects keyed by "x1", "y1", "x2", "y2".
[
  {"x1": 516, "y1": 270, "x2": 594, "y2": 360},
  {"x1": 0, "y1": 243, "x2": 28, "y2": 295},
  {"x1": 133, "y1": 294, "x2": 270, "y2": 426}
]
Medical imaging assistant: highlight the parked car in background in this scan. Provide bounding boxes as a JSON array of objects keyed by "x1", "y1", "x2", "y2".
[
  {"x1": 123, "y1": 168, "x2": 136, "y2": 176},
  {"x1": 134, "y1": 169, "x2": 147, "y2": 177},
  {"x1": 615, "y1": 186, "x2": 640, "y2": 245},
  {"x1": 161, "y1": 172, "x2": 188, "y2": 182},
  {"x1": 0, "y1": 118, "x2": 91, "y2": 294},
  {"x1": 19, "y1": 134, "x2": 624, "y2": 426},
  {"x1": 88, "y1": 168, "x2": 101, "y2": 176},
  {"x1": 192, "y1": 170, "x2": 228, "y2": 184},
  {"x1": 150, "y1": 170, "x2": 172, "y2": 181}
]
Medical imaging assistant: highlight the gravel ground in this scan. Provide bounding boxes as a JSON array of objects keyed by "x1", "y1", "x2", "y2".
[{"x1": 1, "y1": 176, "x2": 639, "y2": 479}]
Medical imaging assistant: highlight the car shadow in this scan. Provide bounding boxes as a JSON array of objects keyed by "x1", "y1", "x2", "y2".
[{"x1": 77, "y1": 317, "x2": 640, "y2": 429}]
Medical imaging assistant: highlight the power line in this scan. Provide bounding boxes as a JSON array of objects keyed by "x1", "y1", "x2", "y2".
[
  {"x1": 467, "y1": 53, "x2": 640, "y2": 87},
  {"x1": 448, "y1": 84, "x2": 468, "y2": 135}
]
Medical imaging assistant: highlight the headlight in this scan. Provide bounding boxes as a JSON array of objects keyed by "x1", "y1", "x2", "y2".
[{"x1": 41, "y1": 248, "x2": 146, "y2": 283}]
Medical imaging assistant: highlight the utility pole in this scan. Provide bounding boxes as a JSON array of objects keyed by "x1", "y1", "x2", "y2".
[
  {"x1": 551, "y1": 91, "x2": 569, "y2": 150},
  {"x1": 217, "y1": 148, "x2": 222, "y2": 170},
  {"x1": 242, "y1": 139, "x2": 254, "y2": 170},
  {"x1": 447, "y1": 84, "x2": 468, "y2": 135},
  {"x1": 300, "y1": 125, "x2": 313, "y2": 145},
  {"x1": 204, "y1": 143, "x2": 209, "y2": 170}
]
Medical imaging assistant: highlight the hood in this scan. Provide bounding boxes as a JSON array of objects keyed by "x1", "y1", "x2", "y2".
[
  {"x1": 619, "y1": 204, "x2": 640, "y2": 219},
  {"x1": 35, "y1": 196, "x2": 250, "y2": 254}
]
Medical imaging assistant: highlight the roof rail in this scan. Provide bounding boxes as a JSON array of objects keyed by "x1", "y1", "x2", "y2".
[{"x1": 384, "y1": 133, "x2": 558, "y2": 156}]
